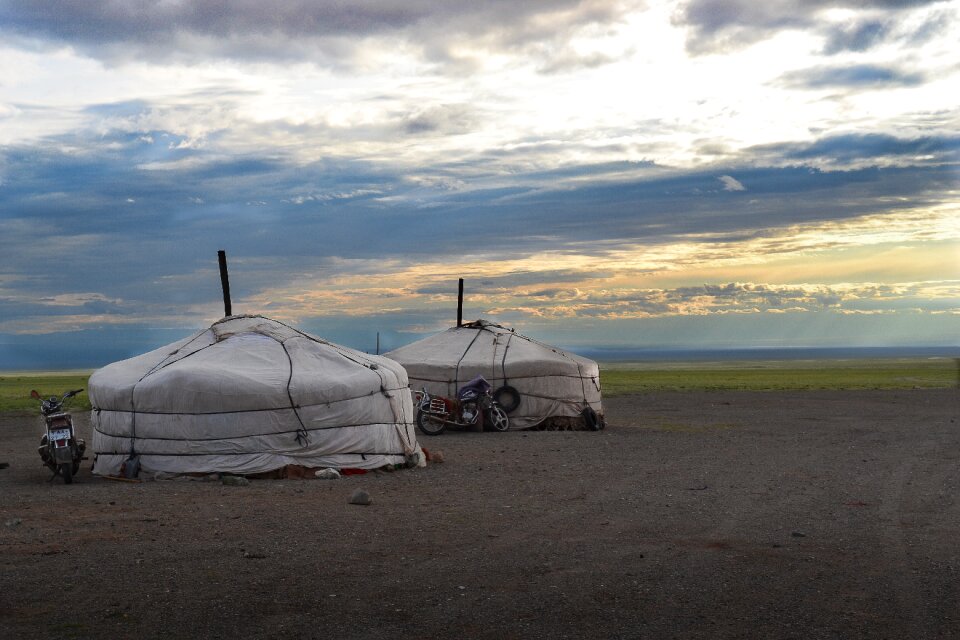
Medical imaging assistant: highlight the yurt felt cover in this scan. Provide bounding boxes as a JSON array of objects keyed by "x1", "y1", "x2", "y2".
[
  {"x1": 385, "y1": 319, "x2": 602, "y2": 429},
  {"x1": 89, "y1": 315, "x2": 421, "y2": 475}
]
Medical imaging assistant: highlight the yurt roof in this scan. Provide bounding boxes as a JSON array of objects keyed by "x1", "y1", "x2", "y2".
[
  {"x1": 386, "y1": 319, "x2": 598, "y2": 373},
  {"x1": 91, "y1": 314, "x2": 406, "y2": 412},
  {"x1": 386, "y1": 318, "x2": 603, "y2": 430}
]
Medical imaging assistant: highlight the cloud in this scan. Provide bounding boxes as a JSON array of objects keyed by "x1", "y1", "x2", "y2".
[
  {"x1": 480, "y1": 280, "x2": 960, "y2": 320},
  {"x1": 673, "y1": 0, "x2": 946, "y2": 55},
  {"x1": 402, "y1": 104, "x2": 478, "y2": 136},
  {"x1": 780, "y1": 64, "x2": 925, "y2": 89},
  {"x1": 0, "y1": 102, "x2": 22, "y2": 119},
  {"x1": 718, "y1": 175, "x2": 745, "y2": 191},
  {"x1": 413, "y1": 270, "x2": 615, "y2": 298},
  {"x1": 751, "y1": 133, "x2": 960, "y2": 168},
  {"x1": 0, "y1": 0, "x2": 639, "y2": 69},
  {"x1": 2, "y1": 99, "x2": 957, "y2": 352},
  {"x1": 0, "y1": 291, "x2": 132, "y2": 330},
  {"x1": 821, "y1": 8, "x2": 952, "y2": 54},
  {"x1": 536, "y1": 48, "x2": 628, "y2": 75},
  {"x1": 3, "y1": 125, "x2": 957, "y2": 275},
  {"x1": 821, "y1": 19, "x2": 892, "y2": 54}
]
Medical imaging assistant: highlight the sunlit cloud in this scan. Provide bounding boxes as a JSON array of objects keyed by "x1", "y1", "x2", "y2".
[{"x1": 718, "y1": 175, "x2": 745, "y2": 191}]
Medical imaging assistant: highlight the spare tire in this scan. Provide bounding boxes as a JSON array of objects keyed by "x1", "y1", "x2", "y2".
[
  {"x1": 493, "y1": 385, "x2": 521, "y2": 413},
  {"x1": 581, "y1": 406, "x2": 600, "y2": 431}
]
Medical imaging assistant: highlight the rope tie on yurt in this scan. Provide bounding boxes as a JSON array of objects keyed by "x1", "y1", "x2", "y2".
[
  {"x1": 499, "y1": 331, "x2": 514, "y2": 386},
  {"x1": 279, "y1": 339, "x2": 309, "y2": 446},
  {"x1": 575, "y1": 360, "x2": 587, "y2": 404},
  {"x1": 371, "y1": 364, "x2": 416, "y2": 457},
  {"x1": 93, "y1": 419, "x2": 413, "y2": 442},
  {"x1": 483, "y1": 320, "x2": 597, "y2": 385},
  {"x1": 271, "y1": 315, "x2": 380, "y2": 370},
  {"x1": 453, "y1": 327, "x2": 483, "y2": 395},
  {"x1": 499, "y1": 321, "x2": 598, "y2": 419},
  {"x1": 92, "y1": 448, "x2": 409, "y2": 458},
  {"x1": 90, "y1": 387, "x2": 410, "y2": 417},
  {"x1": 109, "y1": 327, "x2": 217, "y2": 472},
  {"x1": 276, "y1": 317, "x2": 415, "y2": 450}
]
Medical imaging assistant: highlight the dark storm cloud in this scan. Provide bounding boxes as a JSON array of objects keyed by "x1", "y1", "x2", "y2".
[
  {"x1": 822, "y1": 19, "x2": 891, "y2": 53},
  {"x1": 673, "y1": 0, "x2": 945, "y2": 55},
  {"x1": 751, "y1": 133, "x2": 960, "y2": 166},
  {"x1": 780, "y1": 64, "x2": 925, "y2": 89},
  {"x1": 402, "y1": 104, "x2": 478, "y2": 136},
  {"x1": 822, "y1": 7, "x2": 950, "y2": 53},
  {"x1": 0, "y1": 0, "x2": 635, "y2": 66},
  {"x1": 0, "y1": 1, "x2": 431, "y2": 42},
  {"x1": 0, "y1": 132, "x2": 283, "y2": 225},
  {"x1": 2, "y1": 116, "x2": 956, "y2": 336},
  {"x1": 5, "y1": 124, "x2": 956, "y2": 250},
  {"x1": 0, "y1": 125, "x2": 404, "y2": 309}
]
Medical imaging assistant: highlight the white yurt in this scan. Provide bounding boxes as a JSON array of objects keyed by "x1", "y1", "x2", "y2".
[
  {"x1": 88, "y1": 315, "x2": 422, "y2": 476},
  {"x1": 385, "y1": 319, "x2": 603, "y2": 430}
]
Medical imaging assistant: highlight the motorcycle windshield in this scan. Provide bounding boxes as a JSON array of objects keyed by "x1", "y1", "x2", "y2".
[{"x1": 457, "y1": 375, "x2": 491, "y2": 399}]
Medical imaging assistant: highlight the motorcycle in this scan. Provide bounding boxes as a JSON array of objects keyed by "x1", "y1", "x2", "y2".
[
  {"x1": 414, "y1": 375, "x2": 510, "y2": 436},
  {"x1": 32, "y1": 388, "x2": 86, "y2": 484}
]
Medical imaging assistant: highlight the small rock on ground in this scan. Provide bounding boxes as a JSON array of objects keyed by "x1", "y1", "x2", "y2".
[{"x1": 349, "y1": 489, "x2": 372, "y2": 505}]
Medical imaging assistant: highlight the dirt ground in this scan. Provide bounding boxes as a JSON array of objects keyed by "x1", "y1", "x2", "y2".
[{"x1": 1, "y1": 389, "x2": 958, "y2": 640}]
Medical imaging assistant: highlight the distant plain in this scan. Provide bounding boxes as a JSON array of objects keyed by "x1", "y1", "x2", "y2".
[{"x1": 1, "y1": 357, "x2": 956, "y2": 413}]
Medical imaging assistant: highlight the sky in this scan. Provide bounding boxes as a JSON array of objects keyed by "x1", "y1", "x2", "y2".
[{"x1": 1, "y1": 0, "x2": 958, "y2": 368}]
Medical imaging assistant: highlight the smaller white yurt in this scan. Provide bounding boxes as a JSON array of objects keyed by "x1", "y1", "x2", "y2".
[
  {"x1": 386, "y1": 319, "x2": 603, "y2": 430},
  {"x1": 89, "y1": 315, "x2": 422, "y2": 476}
]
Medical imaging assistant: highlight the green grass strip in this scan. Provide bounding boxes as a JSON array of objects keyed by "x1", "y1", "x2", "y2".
[
  {"x1": 0, "y1": 373, "x2": 92, "y2": 414},
  {"x1": 600, "y1": 358, "x2": 959, "y2": 395},
  {"x1": 1, "y1": 358, "x2": 957, "y2": 413}
]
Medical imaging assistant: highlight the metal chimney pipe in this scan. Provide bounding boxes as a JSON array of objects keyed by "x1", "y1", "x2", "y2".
[
  {"x1": 218, "y1": 250, "x2": 232, "y2": 317},
  {"x1": 457, "y1": 278, "x2": 464, "y2": 327}
]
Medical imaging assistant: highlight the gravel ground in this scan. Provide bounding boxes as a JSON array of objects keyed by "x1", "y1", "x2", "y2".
[{"x1": 1, "y1": 389, "x2": 958, "y2": 639}]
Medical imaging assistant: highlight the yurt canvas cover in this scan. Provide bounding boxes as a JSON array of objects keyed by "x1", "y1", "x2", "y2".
[
  {"x1": 386, "y1": 319, "x2": 602, "y2": 429},
  {"x1": 89, "y1": 315, "x2": 421, "y2": 475}
]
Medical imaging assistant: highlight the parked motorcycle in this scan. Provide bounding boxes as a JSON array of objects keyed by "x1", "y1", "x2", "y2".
[
  {"x1": 32, "y1": 388, "x2": 86, "y2": 484},
  {"x1": 414, "y1": 375, "x2": 510, "y2": 436}
]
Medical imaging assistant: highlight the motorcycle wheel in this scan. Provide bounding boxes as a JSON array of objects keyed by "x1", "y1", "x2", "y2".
[
  {"x1": 416, "y1": 410, "x2": 446, "y2": 436},
  {"x1": 487, "y1": 405, "x2": 510, "y2": 432},
  {"x1": 59, "y1": 462, "x2": 73, "y2": 484}
]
